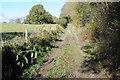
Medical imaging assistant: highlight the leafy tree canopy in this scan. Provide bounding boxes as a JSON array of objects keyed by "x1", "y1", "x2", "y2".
[{"x1": 26, "y1": 4, "x2": 53, "y2": 24}]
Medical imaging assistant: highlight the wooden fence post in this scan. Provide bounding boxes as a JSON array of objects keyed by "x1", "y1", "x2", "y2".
[
  {"x1": 25, "y1": 28, "x2": 28, "y2": 42},
  {"x1": 1, "y1": 38, "x2": 3, "y2": 47}
]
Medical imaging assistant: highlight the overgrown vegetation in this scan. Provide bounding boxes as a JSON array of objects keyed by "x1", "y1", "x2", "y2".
[
  {"x1": 61, "y1": 2, "x2": 120, "y2": 79},
  {"x1": 2, "y1": 25, "x2": 63, "y2": 79},
  {"x1": 2, "y1": 2, "x2": 120, "y2": 79},
  {"x1": 55, "y1": 18, "x2": 67, "y2": 28}
]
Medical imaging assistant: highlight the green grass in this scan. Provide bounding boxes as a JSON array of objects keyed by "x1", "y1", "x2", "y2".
[
  {"x1": 47, "y1": 27, "x2": 83, "y2": 78},
  {"x1": 1, "y1": 23, "x2": 58, "y2": 33}
]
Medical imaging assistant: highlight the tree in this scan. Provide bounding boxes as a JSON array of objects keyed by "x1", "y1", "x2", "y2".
[
  {"x1": 52, "y1": 16, "x2": 58, "y2": 23},
  {"x1": 15, "y1": 18, "x2": 21, "y2": 23},
  {"x1": 3, "y1": 21, "x2": 7, "y2": 23},
  {"x1": 9, "y1": 19, "x2": 15, "y2": 24},
  {"x1": 26, "y1": 4, "x2": 53, "y2": 24},
  {"x1": 55, "y1": 18, "x2": 68, "y2": 28},
  {"x1": 22, "y1": 19, "x2": 30, "y2": 24}
]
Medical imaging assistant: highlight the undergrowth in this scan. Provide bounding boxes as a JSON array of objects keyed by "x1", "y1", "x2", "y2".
[{"x1": 2, "y1": 26, "x2": 64, "y2": 79}]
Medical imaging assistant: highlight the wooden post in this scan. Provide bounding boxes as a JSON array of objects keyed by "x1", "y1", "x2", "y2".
[
  {"x1": 25, "y1": 28, "x2": 28, "y2": 41},
  {"x1": 1, "y1": 39, "x2": 3, "y2": 47},
  {"x1": 50, "y1": 26, "x2": 52, "y2": 31}
]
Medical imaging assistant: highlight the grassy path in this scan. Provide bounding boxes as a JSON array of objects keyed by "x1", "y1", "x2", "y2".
[
  {"x1": 47, "y1": 28, "x2": 82, "y2": 78},
  {"x1": 33, "y1": 32, "x2": 67, "y2": 78},
  {"x1": 34, "y1": 24, "x2": 105, "y2": 78}
]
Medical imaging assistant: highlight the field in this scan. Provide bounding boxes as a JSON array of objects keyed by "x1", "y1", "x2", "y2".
[
  {"x1": 1, "y1": 23, "x2": 60, "y2": 41},
  {"x1": 1, "y1": 23, "x2": 58, "y2": 33}
]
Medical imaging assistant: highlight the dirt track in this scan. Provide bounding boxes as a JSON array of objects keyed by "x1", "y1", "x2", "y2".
[{"x1": 33, "y1": 24, "x2": 106, "y2": 78}]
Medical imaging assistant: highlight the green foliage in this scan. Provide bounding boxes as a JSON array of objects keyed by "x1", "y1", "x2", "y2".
[
  {"x1": 22, "y1": 19, "x2": 30, "y2": 24},
  {"x1": 48, "y1": 70, "x2": 65, "y2": 78},
  {"x1": 76, "y1": 3, "x2": 92, "y2": 27},
  {"x1": 60, "y1": 2, "x2": 77, "y2": 18},
  {"x1": 2, "y1": 27, "x2": 63, "y2": 79},
  {"x1": 52, "y1": 16, "x2": 58, "y2": 24},
  {"x1": 78, "y1": 2, "x2": 120, "y2": 78},
  {"x1": 62, "y1": 1, "x2": 120, "y2": 78},
  {"x1": 55, "y1": 18, "x2": 68, "y2": 28},
  {"x1": 60, "y1": 2, "x2": 80, "y2": 27},
  {"x1": 26, "y1": 4, "x2": 53, "y2": 24},
  {"x1": 59, "y1": 2, "x2": 77, "y2": 28},
  {"x1": 81, "y1": 44, "x2": 93, "y2": 54}
]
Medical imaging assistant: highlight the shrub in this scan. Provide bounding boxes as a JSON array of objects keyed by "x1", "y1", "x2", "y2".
[
  {"x1": 55, "y1": 18, "x2": 68, "y2": 28},
  {"x1": 2, "y1": 28, "x2": 63, "y2": 79}
]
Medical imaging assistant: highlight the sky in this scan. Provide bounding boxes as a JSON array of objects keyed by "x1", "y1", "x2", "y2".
[{"x1": 0, "y1": 2, "x2": 65, "y2": 22}]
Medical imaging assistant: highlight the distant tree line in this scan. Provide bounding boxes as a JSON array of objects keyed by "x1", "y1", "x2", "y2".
[{"x1": 9, "y1": 18, "x2": 21, "y2": 24}]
